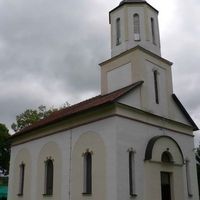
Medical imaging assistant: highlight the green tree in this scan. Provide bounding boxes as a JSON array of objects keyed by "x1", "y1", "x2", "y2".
[
  {"x1": 0, "y1": 123, "x2": 10, "y2": 175},
  {"x1": 11, "y1": 103, "x2": 70, "y2": 132},
  {"x1": 11, "y1": 105, "x2": 57, "y2": 132}
]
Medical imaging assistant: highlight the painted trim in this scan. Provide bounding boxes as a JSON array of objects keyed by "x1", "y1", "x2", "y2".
[
  {"x1": 148, "y1": 160, "x2": 183, "y2": 167},
  {"x1": 115, "y1": 114, "x2": 194, "y2": 137},
  {"x1": 12, "y1": 111, "x2": 194, "y2": 147},
  {"x1": 11, "y1": 100, "x2": 194, "y2": 146},
  {"x1": 99, "y1": 45, "x2": 172, "y2": 66},
  {"x1": 115, "y1": 102, "x2": 194, "y2": 133}
]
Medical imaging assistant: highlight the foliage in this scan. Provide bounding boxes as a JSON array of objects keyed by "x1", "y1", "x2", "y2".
[
  {"x1": 11, "y1": 103, "x2": 70, "y2": 132},
  {"x1": 11, "y1": 105, "x2": 56, "y2": 132},
  {"x1": 0, "y1": 123, "x2": 10, "y2": 175}
]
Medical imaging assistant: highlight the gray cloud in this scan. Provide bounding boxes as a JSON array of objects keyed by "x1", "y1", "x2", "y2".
[{"x1": 0, "y1": 0, "x2": 199, "y2": 140}]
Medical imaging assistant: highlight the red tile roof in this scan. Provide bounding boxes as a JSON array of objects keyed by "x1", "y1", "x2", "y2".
[{"x1": 12, "y1": 81, "x2": 143, "y2": 137}]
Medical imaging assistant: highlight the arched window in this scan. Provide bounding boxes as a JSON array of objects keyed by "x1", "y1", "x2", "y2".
[
  {"x1": 116, "y1": 18, "x2": 121, "y2": 45},
  {"x1": 153, "y1": 70, "x2": 159, "y2": 104},
  {"x1": 133, "y1": 14, "x2": 140, "y2": 41},
  {"x1": 18, "y1": 163, "x2": 25, "y2": 196},
  {"x1": 129, "y1": 151, "x2": 136, "y2": 196},
  {"x1": 151, "y1": 17, "x2": 156, "y2": 44},
  {"x1": 161, "y1": 151, "x2": 173, "y2": 163},
  {"x1": 83, "y1": 152, "x2": 92, "y2": 194},
  {"x1": 44, "y1": 159, "x2": 54, "y2": 195}
]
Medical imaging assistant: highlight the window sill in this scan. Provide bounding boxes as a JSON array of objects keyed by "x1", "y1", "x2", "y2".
[
  {"x1": 43, "y1": 194, "x2": 53, "y2": 197},
  {"x1": 130, "y1": 193, "x2": 137, "y2": 198},
  {"x1": 188, "y1": 194, "x2": 193, "y2": 197},
  {"x1": 82, "y1": 192, "x2": 92, "y2": 196}
]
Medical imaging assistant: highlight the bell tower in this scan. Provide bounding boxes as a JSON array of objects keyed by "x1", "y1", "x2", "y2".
[
  {"x1": 109, "y1": 0, "x2": 161, "y2": 57},
  {"x1": 100, "y1": 0, "x2": 174, "y2": 117}
]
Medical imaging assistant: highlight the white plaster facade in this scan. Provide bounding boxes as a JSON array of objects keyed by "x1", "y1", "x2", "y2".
[
  {"x1": 8, "y1": 1, "x2": 199, "y2": 200},
  {"x1": 8, "y1": 114, "x2": 199, "y2": 200}
]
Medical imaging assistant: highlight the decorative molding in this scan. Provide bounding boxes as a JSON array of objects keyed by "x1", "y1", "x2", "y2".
[
  {"x1": 44, "y1": 157, "x2": 54, "y2": 162},
  {"x1": 127, "y1": 147, "x2": 136, "y2": 153},
  {"x1": 82, "y1": 149, "x2": 93, "y2": 157}
]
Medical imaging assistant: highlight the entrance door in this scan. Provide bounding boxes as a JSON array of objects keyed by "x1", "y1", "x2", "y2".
[{"x1": 161, "y1": 172, "x2": 171, "y2": 200}]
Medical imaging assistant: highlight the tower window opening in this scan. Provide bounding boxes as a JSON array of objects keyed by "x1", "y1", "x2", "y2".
[
  {"x1": 151, "y1": 17, "x2": 156, "y2": 45},
  {"x1": 83, "y1": 152, "x2": 92, "y2": 194},
  {"x1": 153, "y1": 70, "x2": 159, "y2": 104},
  {"x1": 116, "y1": 18, "x2": 121, "y2": 45},
  {"x1": 133, "y1": 14, "x2": 140, "y2": 41}
]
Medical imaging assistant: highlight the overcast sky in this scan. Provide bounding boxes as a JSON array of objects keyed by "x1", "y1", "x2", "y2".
[{"x1": 0, "y1": 0, "x2": 199, "y2": 141}]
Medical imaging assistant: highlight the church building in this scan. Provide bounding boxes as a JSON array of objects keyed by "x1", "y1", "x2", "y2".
[{"x1": 8, "y1": 0, "x2": 199, "y2": 200}]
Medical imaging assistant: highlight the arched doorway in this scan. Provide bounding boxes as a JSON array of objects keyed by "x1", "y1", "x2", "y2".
[{"x1": 144, "y1": 136, "x2": 184, "y2": 200}]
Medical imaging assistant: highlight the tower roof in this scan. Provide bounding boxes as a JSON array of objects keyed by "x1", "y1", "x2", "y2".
[
  {"x1": 119, "y1": 0, "x2": 146, "y2": 5},
  {"x1": 110, "y1": 0, "x2": 158, "y2": 15}
]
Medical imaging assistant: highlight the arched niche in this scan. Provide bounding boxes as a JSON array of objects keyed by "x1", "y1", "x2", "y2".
[
  {"x1": 144, "y1": 135, "x2": 184, "y2": 165},
  {"x1": 71, "y1": 131, "x2": 106, "y2": 200},
  {"x1": 36, "y1": 142, "x2": 62, "y2": 200},
  {"x1": 12, "y1": 148, "x2": 31, "y2": 199}
]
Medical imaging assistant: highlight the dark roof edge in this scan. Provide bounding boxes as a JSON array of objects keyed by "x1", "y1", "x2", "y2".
[
  {"x1": 172, "y1": 94, "x2": 199, "y2": 131},
  {"x1": 144, "y1": 135, "x2": 184, "y2": 163},
  {"x1": 10, "y1": 102, "x2": 112, "y2": 140}
]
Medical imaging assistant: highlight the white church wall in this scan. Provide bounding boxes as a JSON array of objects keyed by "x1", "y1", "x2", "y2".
[
  {"x1": 71, "y1": 131, "x2": 106, "y2": 200},
  {"x1": 8, "y1": 148, "x2": 31, "y2": 200},
  {"x1": 70, "y1": 117, "x2": 118, "y2": 200},
  {"x1": 115, "y1": 116, "x2": 198, "y2": 200},
  {"x1": 8, "y1": 131, "x2": 69, "y2": 200},
  {"x1": 144, "y1": 60, "x2": 168, "y2": 117},
  {"x1": 8, "y1": 117, "x2": 120, "y2": 200},
  {"x1": 118, "y1": 86, "x2": 142, "y2": 109},
  {"x1": 169, "y1": 97, "x2": 191, "y2": 126},
  {"x1": 107, "y1": 62, "x2": 132, "y2": 93}
]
